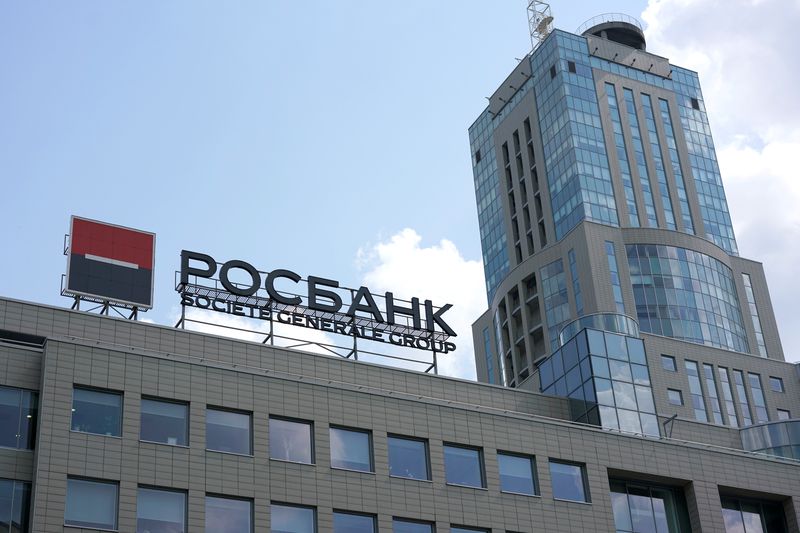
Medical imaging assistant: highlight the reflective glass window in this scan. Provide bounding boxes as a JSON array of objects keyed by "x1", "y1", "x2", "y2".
[
  {"x1": 605, "y1": 83, "x2": 639, "y2": 226},
  {"x1": 71, "y1": 387, "x2": 122, "y2": 437},
  {"x1": 206, "y1": 408, "x2": 252, "y2": 455},
  {"x1": 733, "y1": 370, "x2": 754, "y2": 426},
  {"x1": 0, "y1": 386, "x2": 37, "y2": 450},
  {"x1": 685, "y1": 361, "x2": 708, "y2": 422},
  {"x1": 661, "y1": 355, "x2": 677, "y2": 372},
  {"x1": 610, "y1": 480, "x2": 691, "y2": 532},
  {"x1": 498, "y1": 452, "x2": 537, "y2": 495},
  {"x1": 451, "y1": 527, "x2": 488, "y2": 533},
  {"x1": 393, "y1": 518, "x2": 434, "y2": 533},
  {"x1": 549, "y1": 460, "x2": 589, "y2": 502},
  {"x1": 65, "y1": 478, "x2": 118, "y2": 530},
  {"x1": 668, "y1": 389, "x2": 683, "y2": 406},
  {"x1": 271, "y1": 503, "x2": 315, "y2": 533},
  {"x1": 777, "y1": 409, "x2": 791, "y2": 421},
  {"x1": 444, "y1": 444, "x2": 485, "y2": 488},
  {"x1": 0, "y1": 478, "x2": 31, "y2": 533},
  {"x1": 721, "y1": 497, "x2": 787, "y2": 533},
  {"x1": 769, "y1": 377, "x2": 784, "y2": 393},
  {"x1": 742, "y1": 274, "x2": 768, "y2": 357},
  {"x1": 333, "y1": 511, "x2": 375, "y2": 533},
  {"x1": 270, "y1": 417, "x2": 313, "y2": 464},
  {"x1": 141, "y1": 398, "x2": 188, "y2": 446},
  {"x1": 330, "y1": 427, "x2": 373, "y2": 472},
  {"x1": 718, "y1": 368, "x2": 739, "y2": 428},
  {"x1": 748, "y1": 374, "x2": 769, "y2": 423},
  {"x1": 388, "y1": 436, "x2": 429, "y2": 480},
  {"x1": 206, "y1": 496, "x2": 252, "y2": 533},
  {"x1": 541, "y1": 259, "x2": 571, "y2": 351},
  {"x1": 703, "y1": 364, "x2": 724, "y2": 425},
  {"x1": 137, "y1": 487, "x2": 186, "y2": 533}
]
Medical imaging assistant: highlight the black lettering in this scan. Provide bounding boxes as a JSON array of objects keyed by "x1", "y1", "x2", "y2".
[
  {"x1": 334, "y1": 322, "x2": 347, "y2": 335},
  {"x1": 444, "y1": 342, "x2": 456, "y2": 353},
  {"x1": 424, "y1": 300, "x2": 457, "y2": 336},
  {"x1": 232, "y1": 304, "x2": 245, "y2": 316},
  {"x1": 346, "y1": 286, "x2": 384, "y2": 322},
  {"x1": 415, "y1": 337, "x2": 431, "y2": 350},
  {"x1": 259, "y1": 307, "x2": 271, "y2": 320},
  {"x1": 219, "y1": 260, "x2": 261, "y2": 296},
  {"x1": 389, "y1": 333, "x2": 403, "y2": 345},
  {"x1": 195, "y1": 296, "x2": 210, "y2": 308},
  {"x1": 265, "y1": 269, "x2": 302, "y2": 305},
  {"x1": 321, "y1": 319, "x2": 334, "y2": 332},
  {"x1": 277, "y1": 311, "x2": 291, "y2": 323},
  {"x1": 306, "y1": 317, "x2": 318, "y2": 329},
  {"x1": 291, "y1": 313, "x2": 304, "y2": 326},
  {"x1": 180, "y1": 250, "x2": 216, "y2": 285},
  {"x1": 307, "y1": 276, "x2": 343, "y2": 313},
  {"x1": 212, "y1": 299, "x2": 225, "y2": 312},
  {"x1": 385, "y1": 292, "x2": 422, "y2": 329},
  {"x1": 403, "y1": 334, "x2": 415, "y2": 347},
  {"x1": 180, "y1": 294, "x2": 194, "y2": 306}
]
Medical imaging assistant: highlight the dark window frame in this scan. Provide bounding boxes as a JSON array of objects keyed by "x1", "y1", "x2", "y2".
[
  {"x1": 71, "y1": 385, "x2": 124, "y2": 438},
  {"x1": 269, "y1": 415, "x2": 315, "y2": 464},
  {"x1": 443, "y1": 442, "x2": 487, "y2": 489},
  {"x1": 769, "y1": 376, "x2": 785, "y2": 393},
  {"x1": 205, "y1": 405, "x2": 254, "y2": 456},
  {"x1": 667, "y1": 388, "x2": 684, "y2": 406},
  {"x1": 329, "y1": 425, "x2": 375, "y2": 473},
  {"x1": 206, "y1": 493, "x2": 255, "y2": 533},
  {"x1": 388, "y1": 434, "x2": 431, "y2": 481},
  {"x1": 137, "y1": 485, "x2": 188, "y2": 533},
  {"x1": 333, "y1": 509, "x2": 377, "y2": 532},
  {"x1": 64, "y1": 476, "x2": 120, "y2": 530},
  {"x1": 548, "y1": 459, "x2": 591, "y2": 503},
  {"x1": 497, "y1": 450, "x2": 539, "y2": 496},
  {"x1": 271, "y1": 501, "x2": 317, "y2": 533},
  {"x1": 661, "y1": 355, "x2": 677, "y2": 372},
  {"x1": 139, "y1": 396, "x2": 189, "y2": 447},
  {"x1": 392, "y1": 517, "x2": 436, "y2": 532}
]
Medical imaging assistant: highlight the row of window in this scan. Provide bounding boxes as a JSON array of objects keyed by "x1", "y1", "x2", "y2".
[{"x1": 68, "y1": 386, "x2": 589, "y2": 501}]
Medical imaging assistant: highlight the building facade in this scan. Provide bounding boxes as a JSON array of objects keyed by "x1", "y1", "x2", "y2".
[{"x1": 469, "y1": 13, "x2": 800, "y2": 532}]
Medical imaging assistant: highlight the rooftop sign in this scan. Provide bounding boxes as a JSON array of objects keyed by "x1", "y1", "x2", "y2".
[{"x1": 177, "y1": 250, "x2": 457, "y2": 354}]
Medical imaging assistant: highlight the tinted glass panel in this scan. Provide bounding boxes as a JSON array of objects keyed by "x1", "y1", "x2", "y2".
[
  {"x1": 333, "y1": 512, "x2": 375, "y2": 533},
  {"x1": 65, "y1": 478, "x2": 118, "y2": 529},
  {"x1": 451, "y1": 527, "x2": 488, "y2": 533},
  {"x1": 0, "y1": 387, "x2": 37, "y2": 450},
  {"x1": 206, "y1": 496, "x2": 252, "y2": 533},
  {"x1": 444, "y1": 445, "x2": 484, "y2": 488},
  {"x1": 0, "y1": 478, "x2": 31, "y2": 533},
  {"x1": 498, "y1": 453, "x2": 536, "y2": 495},
  {"x1": 661, "y1": 355, "x2": 676, "y2": 372},
  {"x1": 270, "y1": 418, "x2": 313, "y2": 464},
  {"x1": 271, "y1": 504, "x2": 315, "y2": 533},
  {"x1": 71, "y1": 388, "x2": 122, "y2": 437},
  {"x1": 141, "y1": 399, "x2": 188, "y2": 446},
  {"x1": 388, "y1": 436, "x2": 429, "y2": 480},
  {"x1": 769, "y1": 377, "x2": 784, "y2": 393},
  {"x1": 330, "y1": 427, "x2": 372, "y2": 472},
  {"x1": 206, "y1": 409, "x2": 251, "y2": 455},
  {"x1": 137, "y1": 487, "x2": 186, "y2": 533},
  {"x1": 393, "y1": 519, "x2": 434, "y2": 533},
  {"x1": 549, "y1": 461, "x2": 588, "y2": 502}
]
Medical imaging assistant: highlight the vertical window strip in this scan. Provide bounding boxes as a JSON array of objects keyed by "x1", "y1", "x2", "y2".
[
  {"x1": 685, "y1": 361, "x2": 708, "y2": 422},
  {"x1": 482, "y1": 328, "x2": 495, "y2": 385},
  {"x1": 605, "y1": 83, "x2": 639, "y2": 226},
  {"x1": 732, "y1": 370, "x2": 753, "y2": 426},
  {"x1": 541, "y1": 259, "x2": 571, "y2": 352},
  {"x1": 658, "y1": 99, "x2": 694, "y2": 234},
  {"x1": 717, "y1": 367, "x2": 739, "y2": 428},
  {"x1": 741, "y1": 274, "x2": 768, "y2": 357},
  {"x1": 623, "y1": 88, "x2": 658, "y2": 227},
  {"x1": 748, "y1": 373, "x2": 769, "y2": 423},
  {"x1": 604, "y1": 242, "x2": 625, "y2": 314},
  {"x1": 702, "y1": 363, "x2": 724, "y2": 425},
  {"x1": 641, "y1": 94, "x2": 677, "y2": 230},
  {"x1": 568, "y1": 249, "x2": 583, "y2": 316}
]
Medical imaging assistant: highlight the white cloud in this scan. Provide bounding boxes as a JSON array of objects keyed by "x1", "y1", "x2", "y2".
[
  {"x1": 642, "y1": 0, "x2": 800, "y2": 361},
  {"x1": 356, "y1": 228, "x2": 485, "y2": 379}
]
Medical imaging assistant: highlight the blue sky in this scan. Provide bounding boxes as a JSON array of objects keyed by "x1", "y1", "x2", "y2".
[{"x1": 3, "y1": 0, "x2": 798, "y2": 375}]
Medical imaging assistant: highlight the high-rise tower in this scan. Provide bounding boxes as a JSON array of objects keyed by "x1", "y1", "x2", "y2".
[{"x1": 470, "y1": 13, "x2": 793, "y2": 441}]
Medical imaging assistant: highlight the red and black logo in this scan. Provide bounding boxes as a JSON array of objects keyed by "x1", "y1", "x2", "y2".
[{"x1": 66, "y1": 217, "x2": 155, "y2": 308}]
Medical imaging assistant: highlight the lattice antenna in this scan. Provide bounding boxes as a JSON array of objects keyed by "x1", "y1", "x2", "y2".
[{"x1": 528, "y1": 0, "x2": 554, "y2": 51}]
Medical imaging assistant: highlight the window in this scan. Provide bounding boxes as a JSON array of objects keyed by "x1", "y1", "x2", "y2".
[
  {"x1": 497, "y1": 452, "x2": 537, "y2": 495},
  {"x1": 568, "y1": 60, "x2": 576, "y2": 73},
  {"x1": 333, "y1": 511, "x2": 375, "y2": 533},
  {"x1": 769, "y1": 377, "x2": 784, "y2": 393},
  {"x1": 685, "y1": 361, "x2": 708, "y2": 422},
  {"x1": 140, "y1": 398, "x2": 188, "y2": 446},
  {"x1": 271, "y1": 503, "x2": 315, "y2": 533},
  {"x1": 777, "y1": 409, "x2": 791, "y2": 421},
  {"x1": 65, "y1": 478, "x2": 118, "y2": 529},
  {"x1": 748, "y1": 373, "x2": 769, "y2": 423},
  {"x1": 206, "y1": 495, "x2": 253, "y2": 533},
  {"x1": 474, "y1": 150, "x2": 481, "y2": 164},
  {"x1": 0, "y1": 478, "x2": 31, "y2": 533},
  {"x1": 0, "y1": 385, "x2": 37, "y2": 450},
  {"x1": 206, "y1": 407, "x2": 252, "y2": 455},
  {"x1": 270, "y1": 417, "x2": 313, "y2": 464},
  {"x1": 667, "y1": 389, "x2": 683, "y2": 406},
  {"x1": 393, "y1": 518, "x2": 434, "y2": 533},
  {"x1": 549, "y1": 460, "x2": 589, "y2": 502},
  {"x1": 137, "y1": 486, "x2": 186, "y2": 533},
  {"x1": 721, "y1": 496, "x2": 787, "y2": 533},
  {"x1": 550, "y1": 64, "x2": 556, "y2": 78},
  {"x1": 388, "y1": 435, "x2": 430, "y2": 480},
  {"x1": 661, "y1": 355, "x2": 677, "y2": 372},
  {"x1": 451, "y1": 527, "x2": 489, "y2": 533},
  {"x1": 690, "y1": 97, "x2": 700, "y2": 110},
  {"x1": 330, "y1": 427, "x2": 373, "y2": 472},
  {"x1": 610, "y1": 480, "x2": 691, "y2": 532},
  {"x1": 444, "y1": 444, "x2": 485, "y2": 488},
  {"x1": 71, "y1": 387, "x2": 122, "y2": 437}
]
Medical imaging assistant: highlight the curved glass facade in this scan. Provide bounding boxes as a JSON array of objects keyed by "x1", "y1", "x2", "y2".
[
  {"x1": 740, "y1": 420, "x2": 800, "y2": 461},
  {"x1": 626, "y1": 244, "x2": 749, "y2": 353}
]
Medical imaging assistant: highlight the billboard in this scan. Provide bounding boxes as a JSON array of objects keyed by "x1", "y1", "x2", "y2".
[{"x1": 65, "y1": 216, "x2": 155, "y2": 309}]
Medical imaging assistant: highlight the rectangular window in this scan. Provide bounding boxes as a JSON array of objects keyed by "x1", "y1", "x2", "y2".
[
  {"x1": 777, "y1": 409, "x2": 791, "y2": 420},
  {"x1": 140, "y1": 398, "x2": 188, "y2": 446},
  {"x1": 444, "y1": 444, "x2": 485, "y2": 488},
  {"x1": 605, "y1": 241, "x2": 625, "y2": 313},
  {"x1": 330, "y1": 427, "x2": 373, "y2": 472},
  {"x1": 333, "y1": 511, "x2": 376, "y2": 533},
  {"x1": 65, "y1": 478, "x2": 118, "y2": 530},
  {"x1": 733, "y1": 370, "x2": 754, "y2": 426},
  {"x1": 206, "y1": 407, "x2": 252, "y2": 455},
  {"x1": 718, "y1": 367, "x2": 739, "y2": 428},
  {"x1": 137, "y1": 486, "x2": 186, "y2": 533},
  {"x1": 684, "y1": 361, "x2": 708, "y2": 422},
  {"x1": 474, "y1": 150, "x2": 481, "y2": 164},
  {"x1": 703, "y1": 364, "x2": 724, "y2": 425},
  {"x1": 207, "y1": 495, "x2": 253, "y2": 533},
  {"x1": 388, "y1": 435, "x2": 430, "y2": 481},
  {"x1": 0, "y1": 385, "x2": 37, "y2": 450},
  {"x1": 568, "y1": 60, "x2": 576, "y2": 73},
  {"x1": 71, "y1": 387, "x2": 122, "y2": 437},
  {"x1": 549, "y1": 460, "x2": 590, "y2": 502},
  {"x1": 0, "y1": 478, "x2": 31, "y2": 533},
  {"x1": 742, "y1": 273, "x2": 768, "y2": 356},
  {"x1": 550, "y1": 65, "x2": 556, "y2": 78},
  {"x1": 748, "y1": 373, "x2": 769, "y2": 423},
  {"x1": 271, "y1": 503, "x2": 315, "y2": 532},
  {"x1": 661, "y1": 355, "x2": 677, "y2": 372},
  {"x1": 667, "y1": 389, "x2": 683, "y2": 406},
  {"x1": 270, "y1": 417, "x2": 313, "y2": 464},
  {"x1": 497, "y1": 452, "x2": 537, "y2": 495},
  {"x1": 769, "y1": 377, "x2": 784, "y2": 393},
  {"x1": 393, "y1": 518, "x2": 434, "y2": 533},
  {"x1": 451, "y1": 528, "x2": 489, "y2": 533}
]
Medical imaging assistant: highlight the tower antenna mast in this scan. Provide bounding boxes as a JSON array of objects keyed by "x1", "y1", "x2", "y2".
[{"x1": 527, "y1": 0, "x2": 554, "y2": 51}]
